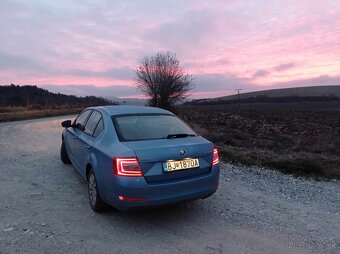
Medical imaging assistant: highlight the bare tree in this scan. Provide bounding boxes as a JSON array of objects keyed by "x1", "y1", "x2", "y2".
[{"x1": 135, "y1": 51, "x2": 194, "y2": 109}]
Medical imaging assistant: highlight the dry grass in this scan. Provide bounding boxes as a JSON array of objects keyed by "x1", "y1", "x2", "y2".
[{"x1": 0, "y1": 107, "x2": 83, "y2": 122}]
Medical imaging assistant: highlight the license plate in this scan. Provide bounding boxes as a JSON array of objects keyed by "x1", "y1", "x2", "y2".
[{"x1": 163, "y1": 158, "x2": 199, "y2": 172}]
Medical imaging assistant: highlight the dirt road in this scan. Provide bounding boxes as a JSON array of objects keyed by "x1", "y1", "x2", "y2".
[{"x1": 0, "y1": 116, "x2": 338, "y2": 253}]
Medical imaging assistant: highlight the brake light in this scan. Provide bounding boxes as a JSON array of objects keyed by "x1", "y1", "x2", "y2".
[
  {"x1": 113, "y1": 157, "x2": 143, "y2": 177},
  {"x1": 212, "y1": 148, "x2": 219, "y2": 166}
]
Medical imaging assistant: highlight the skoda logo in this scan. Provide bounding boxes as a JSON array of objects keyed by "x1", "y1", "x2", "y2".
[{"x1": 179, "y1": 149, "x2": 186, "y2": 156}]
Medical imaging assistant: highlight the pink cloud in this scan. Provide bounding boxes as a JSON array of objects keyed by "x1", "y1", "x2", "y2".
[{"x1": 0, "y1": 0, "x2": 340, "y2": 98}]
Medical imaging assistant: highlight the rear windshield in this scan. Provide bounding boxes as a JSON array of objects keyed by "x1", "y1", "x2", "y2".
[{"x1": 112, "y1": 114, "x2": 196, "y2": 141}]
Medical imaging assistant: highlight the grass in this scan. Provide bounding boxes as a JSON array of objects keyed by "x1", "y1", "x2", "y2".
[
  {"x1": 219, "y1": 146, "x2": 339, "y2": 178},
  {"x1": 0, "y1": 107, "x2": 83, "y2": 122}
]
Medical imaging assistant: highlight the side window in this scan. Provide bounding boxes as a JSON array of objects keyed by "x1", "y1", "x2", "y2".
[
  {"x1": 93, "y1": 118, "x2": 104, "y2": 137},
  {"x1": 84, "y1": 111, "x2": 102, "y2": 136},
  {"x1": 74, "y1": 110, "x2": 92, "y2": 130}
]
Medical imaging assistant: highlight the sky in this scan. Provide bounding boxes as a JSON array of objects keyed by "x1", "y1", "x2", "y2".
[{"x1": 1, "y1": 0, "x2": 340, "y2": 99}]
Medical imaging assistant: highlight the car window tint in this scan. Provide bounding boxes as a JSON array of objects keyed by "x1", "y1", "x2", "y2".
[
  {"x1": 93, "y1": 118, "x2": 104, "y2": 137},
  {"x1": 113, "y1": 114, "x2": 196, "y2": 141},
  {"x1": 84, "y1": 111, "x2": 102, "y2": 136},
  {"x1": 75, "y1": 110, "x2": 92, "y2": 128}
]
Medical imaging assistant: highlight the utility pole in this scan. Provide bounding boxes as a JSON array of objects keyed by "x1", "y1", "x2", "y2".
[
  {"x1": 26, "y1": 93, "x2": 30, "y2": 110},
  {"x1": 235, "y1": 89, "x2": 242, "y2": 108}
]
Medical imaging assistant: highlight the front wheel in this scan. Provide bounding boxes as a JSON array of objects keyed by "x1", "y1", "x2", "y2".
[
  {"x1": 60, "y1": 140, "x2": 71, "y2": 164},
  {"x1": 87, "y1": 169, "x2": 107, "y2": 212}
]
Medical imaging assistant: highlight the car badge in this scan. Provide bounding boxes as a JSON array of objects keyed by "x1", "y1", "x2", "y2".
[{"x1": 179, "y1": 149, "x2": 186, "y2": 156}]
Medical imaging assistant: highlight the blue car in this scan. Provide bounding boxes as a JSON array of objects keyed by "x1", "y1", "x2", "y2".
[{"x1": 60, "y1": 106, "x2": 220, "y2": 212}]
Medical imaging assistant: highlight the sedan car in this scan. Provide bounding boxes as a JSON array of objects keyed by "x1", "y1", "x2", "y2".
[{"x1": 60, "y1": 106, "x2": 220, "y2": 212}]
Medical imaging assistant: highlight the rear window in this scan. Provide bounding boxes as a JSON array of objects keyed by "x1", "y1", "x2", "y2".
[{"x1": 112, "y1": 114, "x2": 196, "y2": 141}]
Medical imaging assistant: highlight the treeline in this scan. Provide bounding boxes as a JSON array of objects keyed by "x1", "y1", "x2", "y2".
[
  {"x1": 188, "y1": 94, "x2": 340, "y2": 105},
  {"x1": 0, "y1": 84, "x2": 118, "y2": 109}
]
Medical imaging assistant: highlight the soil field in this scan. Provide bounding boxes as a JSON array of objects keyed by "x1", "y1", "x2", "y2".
[{"x1": 178, "y1": 103, "x2": 340, "y2": 179}]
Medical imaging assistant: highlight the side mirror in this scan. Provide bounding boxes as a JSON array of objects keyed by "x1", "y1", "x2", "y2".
[{"x1": 61, "y1": 120, "x2": 72, "y2": 128}]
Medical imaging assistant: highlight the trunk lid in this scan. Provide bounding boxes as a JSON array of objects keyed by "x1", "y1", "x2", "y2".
[{"x1": 123, "y1": 136, "x2": 213, "y2": 183}]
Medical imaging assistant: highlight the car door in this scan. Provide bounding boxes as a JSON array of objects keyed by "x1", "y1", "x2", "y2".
[
  {"x1": 75, "y1": 110, "x2": 104, "y2": 177},
  {"x1": 66, "y1": 109, "x2": 92, "y2": 171}
]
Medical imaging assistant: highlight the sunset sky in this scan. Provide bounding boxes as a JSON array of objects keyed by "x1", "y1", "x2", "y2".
[{"x1": 1, "y1": 0, "x2": 340, "y2": 99}]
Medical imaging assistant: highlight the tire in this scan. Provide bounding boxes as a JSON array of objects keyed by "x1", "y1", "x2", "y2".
[
  {"x1": 60, "y1": 140, "x2": 71, "y2": 164},
  {"x1": 87, "y1": 169, "x2": 107, "y2": 212}
]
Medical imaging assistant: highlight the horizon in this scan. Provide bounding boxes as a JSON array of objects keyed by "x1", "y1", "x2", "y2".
[
  {"x1": 3, "y1": 84, "x2": 339, "y2": 103},
  {"x1": 1, "y1": 0, "x2": 340, "y2": 99}
]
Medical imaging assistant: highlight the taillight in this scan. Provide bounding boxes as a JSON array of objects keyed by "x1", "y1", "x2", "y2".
[
  {"x1": 212, "y1": 148, "x2": 219, "y2": 166},
  {"x1": 113, "y1": 157, "x2": 143, "y2": 177}
]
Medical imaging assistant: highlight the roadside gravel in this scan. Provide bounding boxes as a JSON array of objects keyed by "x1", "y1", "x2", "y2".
[{"x1": 201, "y1": 162, "x2": 339, "y2": 253}]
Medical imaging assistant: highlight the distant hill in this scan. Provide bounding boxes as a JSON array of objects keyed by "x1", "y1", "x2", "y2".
[
  {"x1": 105, "y1": 96, "x2": 147, "y2": 106},
  {"x1": 189, "y1": 85, "x2": 340, "y2": 105},
  {"x1": 0, "y1": 84, "x2": 116, "y2": 109}
]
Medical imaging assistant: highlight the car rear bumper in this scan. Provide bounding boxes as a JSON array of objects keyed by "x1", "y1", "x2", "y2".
[{"x1": 102, "y1": 166, "x2": 220, "y2": 211}]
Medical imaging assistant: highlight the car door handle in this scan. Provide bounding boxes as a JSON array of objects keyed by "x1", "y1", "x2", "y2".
[
  {"x1": 73, "y1": 136, "x2": 78, "y2": 139},
  {"x1": 84, "y1": 144, "x2": 91, "y2": 149}
]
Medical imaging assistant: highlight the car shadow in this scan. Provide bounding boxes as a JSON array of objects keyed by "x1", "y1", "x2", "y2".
[{"x1": 98, "y1": 199, "x2": 213, "y2": 233}]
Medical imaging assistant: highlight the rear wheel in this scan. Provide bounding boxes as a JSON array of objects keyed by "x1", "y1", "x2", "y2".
[
  {"x1": 87, "y1": 169, "x2": 107, "y2": 212},
  {"x1": 60, "y1": 140, "x2": 71, "y2": 164}
]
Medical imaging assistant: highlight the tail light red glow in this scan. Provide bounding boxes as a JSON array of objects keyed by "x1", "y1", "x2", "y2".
[
  {"x1": 118, "y1": 195, "x2": 146, "y2": 202},
  {"x1": 212, "y1": 148, "x2": 219, "y2": 166},
  {"x1": 113, "y1": 157, "x2": 143, "y2": 177}
]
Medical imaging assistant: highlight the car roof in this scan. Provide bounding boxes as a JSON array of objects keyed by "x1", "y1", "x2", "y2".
[{"x1": 91, "y1": 105, "x2": 173, "y2": 116}]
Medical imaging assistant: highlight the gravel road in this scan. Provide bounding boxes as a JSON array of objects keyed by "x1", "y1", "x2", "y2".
[{"x1": 0, "y1": 116, "x2": 339, "y2": 254}]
